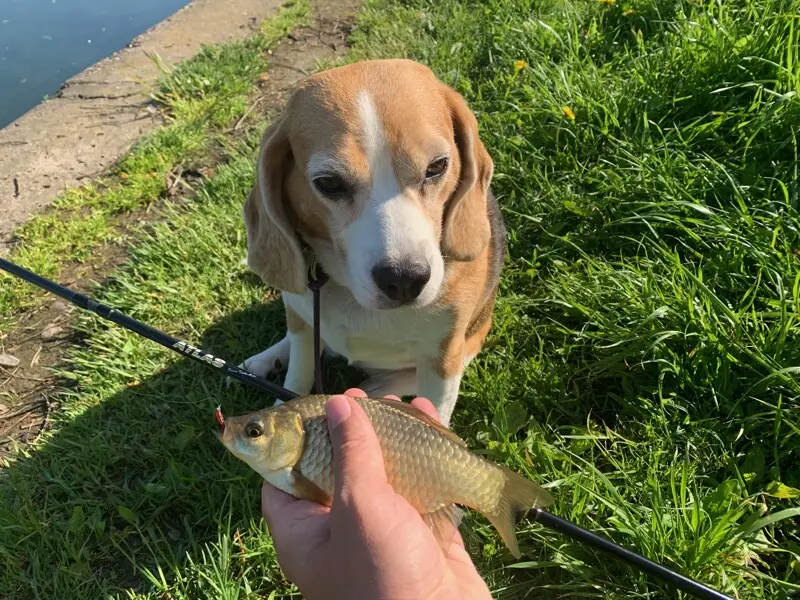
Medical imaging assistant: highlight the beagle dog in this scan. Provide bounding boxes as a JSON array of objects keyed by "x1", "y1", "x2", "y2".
[{"x1": 239, "y1": 59, "x2": 506, "y2": 426}]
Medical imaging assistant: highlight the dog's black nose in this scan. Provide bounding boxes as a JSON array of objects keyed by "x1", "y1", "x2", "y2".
[{"x1": 371, "y1": 261, "x2": 431, "y2": 304}]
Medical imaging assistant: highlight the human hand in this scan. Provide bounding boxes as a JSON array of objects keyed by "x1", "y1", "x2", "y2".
[{"x1": 261, "y1": 388, "x2": 492, "y2": 600}]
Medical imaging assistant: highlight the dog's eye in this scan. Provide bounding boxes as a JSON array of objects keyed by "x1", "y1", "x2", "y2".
[
  {"x1": 313, "y1": 175, "x2": 348, "y2": 197},
  {"x1": 246, "y1": 420, "x2": 265, "y2": 438},
  {"x1": 425, "y1": 157, "x2": 449, "y2": 180}
]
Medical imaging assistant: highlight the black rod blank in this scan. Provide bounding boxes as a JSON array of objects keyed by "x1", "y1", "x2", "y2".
[
  {"x1": 0, "y1": 257, "x2": 298, "y2": 403},
  {"x1": 532, "y1": 508, "x2": 732, "y2": 600},
  {"x1": 0, "y1": 257, "x2": 733, "y2": 600}
]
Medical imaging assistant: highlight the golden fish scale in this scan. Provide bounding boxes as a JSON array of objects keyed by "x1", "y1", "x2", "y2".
[{"x1": 285, "y1": 396, "x2": 505, "y2": 515}]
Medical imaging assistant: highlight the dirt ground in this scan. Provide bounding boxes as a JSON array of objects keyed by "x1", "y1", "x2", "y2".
[{"x1": 0, "y1": 0, "x2": 360, "y2": 458}]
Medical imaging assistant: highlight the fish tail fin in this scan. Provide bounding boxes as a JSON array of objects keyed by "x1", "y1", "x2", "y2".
[
  {"x1": 423, "y1": 504, "x2": 465, "y2": 555},
  {"x1": 485, "y1": 466, "x2": 554, "y2": 559}
]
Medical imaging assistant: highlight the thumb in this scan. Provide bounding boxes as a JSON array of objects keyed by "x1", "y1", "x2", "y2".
[{"x1": 326, "y1": 395, "x2": 387, "y2": 503}]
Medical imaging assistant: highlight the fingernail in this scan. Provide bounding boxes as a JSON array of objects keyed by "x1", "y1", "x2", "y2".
[{"x1": 326, "y1": 395, "x2": 351, "y2": 429}]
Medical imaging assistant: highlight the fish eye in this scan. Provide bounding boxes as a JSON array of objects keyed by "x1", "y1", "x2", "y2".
[{"x1": 246, "y1": 420, "x2": 264, "y2": 438}]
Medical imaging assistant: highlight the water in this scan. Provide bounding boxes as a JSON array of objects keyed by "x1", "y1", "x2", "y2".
[{"x1": 0, "y1": 0, "x2": 190, "y2": 129}]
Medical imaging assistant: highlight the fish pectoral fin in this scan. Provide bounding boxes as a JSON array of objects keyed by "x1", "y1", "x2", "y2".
[
  {"x1": 290, "y1": 469, "x2": 333, "y2": 507},
  {"x1": 422, "y1": 504, "x2": 465, "y2": 556}
]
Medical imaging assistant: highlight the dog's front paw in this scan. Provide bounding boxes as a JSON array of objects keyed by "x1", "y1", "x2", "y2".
[
  {"x1": 227, "y1": 337, "x2": 291, "y2": 387},
  {"x1": 240, "y1": 355, "x2": 285, "y2": 379}
]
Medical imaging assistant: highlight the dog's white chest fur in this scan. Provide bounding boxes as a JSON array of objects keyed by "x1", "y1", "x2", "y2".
[{"x1": 283, "y1": 283, "x2": 453, "y2": 370}]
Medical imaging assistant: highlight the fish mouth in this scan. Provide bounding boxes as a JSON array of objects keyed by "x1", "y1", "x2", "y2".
[
  {"x1": 213, "y1": 406, "x2": 232, "y2": 448},
  {"x1": 215, "y1": 406, "x2": 226, "y2": 434}
]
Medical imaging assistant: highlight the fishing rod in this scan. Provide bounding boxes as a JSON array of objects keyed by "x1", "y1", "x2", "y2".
[
  {"x1": 0, "y1": 257, "x2": 733, "y2": 600},
  {"x1": 0, "y1": 257, "x2": 297, "y2": 403}
]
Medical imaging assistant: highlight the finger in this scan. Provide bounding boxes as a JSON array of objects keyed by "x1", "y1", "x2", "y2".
[
  {"x1": 383, "y1": 394, "x2": 401, "y2": 401},
  {"x1": 261, "y1": 481, "x2": 327, "y2": 531},
  {"x1": 448, "y1": 527, "x2": 466, "y2": 551},
  {"x1": 446, "y1": 537, "x2": 477, "y2": 568},
  {"x1": 261, "y1": 482, "x2": 303, "y2": 533},
  {"x1": 343, "y1": 387, "x2": 367, "y2": 398},
  {"x1": 326, "y1": 395, "x2": 387, "y2": 502},
  {"x1": 261, "y1": 480, "x2": 298, "y2": 515},
  {"x1": 410, "y1": 396, "x2": 440, "y2": 421},
  {"x1": 260, "y1": 482, "x2": 330, "y2": 585}
]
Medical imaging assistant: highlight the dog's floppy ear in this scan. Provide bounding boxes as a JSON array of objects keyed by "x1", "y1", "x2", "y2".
[
  {"x1": 441, "y1": 85, "x2": 494, "y2": 261},
  {"x1": 242, "y1": 118, "x2": 307, "y2": 294}
]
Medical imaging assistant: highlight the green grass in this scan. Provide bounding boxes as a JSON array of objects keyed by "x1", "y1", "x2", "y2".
[
  {"x1": 2, "y1": 0, "x2": 800, "y2": 598},
  {"x1": 0, "y1": 0, "x2": 310, "y2": 333}
]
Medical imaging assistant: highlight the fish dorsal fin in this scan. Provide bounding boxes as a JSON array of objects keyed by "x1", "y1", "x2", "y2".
[
  {"x1": 373, "y1": 398, "x2": 468, "y2": 447},
  {"x1": 423, "y1": 504, "x2": 465, "y2": 555}
]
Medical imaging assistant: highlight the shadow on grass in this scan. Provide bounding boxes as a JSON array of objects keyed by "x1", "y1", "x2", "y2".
[{"x1": 0, "y1": 293, "x2": 365, "y2": 599}]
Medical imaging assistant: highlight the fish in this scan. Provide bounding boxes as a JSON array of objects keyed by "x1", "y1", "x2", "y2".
[{"x1": 216, "y1": 395, "x2": 554, "y2": 558}]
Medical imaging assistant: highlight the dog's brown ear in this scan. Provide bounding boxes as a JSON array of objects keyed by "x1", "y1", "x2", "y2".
[
  {"x1": 242, "y1": 118, "x2": 307, "y2": 294},
  {"x1": 441, "y1": 85, "x2": 493, "y2": 261}
]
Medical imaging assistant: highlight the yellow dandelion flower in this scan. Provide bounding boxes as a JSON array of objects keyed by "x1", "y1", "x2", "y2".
[
  {"x1": 561, "y1": 106, "x2": 576, "y2": 121},
  {"x1": 599, "y1": 0, "x2": 616, "y2": 4},
  {"x1": 514, "y1": 59, "x2": 529, "y2": 73}
]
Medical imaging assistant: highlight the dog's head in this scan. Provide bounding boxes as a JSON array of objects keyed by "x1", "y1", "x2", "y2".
[{"x1": 243, "y1": 59, "x2": 493, "y2": 310}]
